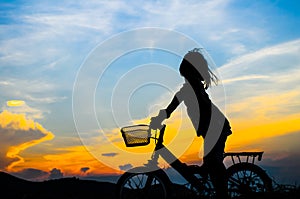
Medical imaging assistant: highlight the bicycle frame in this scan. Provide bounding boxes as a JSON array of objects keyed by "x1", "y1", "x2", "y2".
[{"x1": 145, "y1": 125, "x2": 202, "y2": 189}]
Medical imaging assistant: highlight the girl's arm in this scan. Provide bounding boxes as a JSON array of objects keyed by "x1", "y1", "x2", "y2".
[
  {"x1": 164, "y1": 95, "x2": 180, "y2": 118},
  {"x1": 150, "y1": 92, "x2": 182, "y2": 128}
]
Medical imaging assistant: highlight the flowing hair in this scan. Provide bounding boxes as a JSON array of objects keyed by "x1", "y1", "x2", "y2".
[{"x1": 180, "y1": 48, "x2": 218, "y2": 89}]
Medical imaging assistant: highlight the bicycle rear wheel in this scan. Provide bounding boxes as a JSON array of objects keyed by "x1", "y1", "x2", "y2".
[
  {"x1": 116, "y1": 167, "x2": 170, "y2": 199},
  {"x1": 226, "y1": 163, "x2": 273, "y2": 198}
]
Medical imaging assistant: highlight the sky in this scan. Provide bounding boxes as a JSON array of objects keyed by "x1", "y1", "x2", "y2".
[{"x1": 0, "y1": 0, "x2": 300, "y2": 184}]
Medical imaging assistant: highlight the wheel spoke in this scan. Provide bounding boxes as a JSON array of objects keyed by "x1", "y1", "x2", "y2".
[
  {"x1": 228, "y1": 174, "x2": 242, "y2": 186},
  {"x1": 137, "y1": 174, "x2": 145, "y2": 188},
  {"x1": 118, "y1": 170, "x2": 168, "y2": 199},
  {"x1": 132, "y1": 176, "x2": 141, "y2": 189},
  {"x1": 127, "y1": 178, "x2": 136, "y2": 189}
]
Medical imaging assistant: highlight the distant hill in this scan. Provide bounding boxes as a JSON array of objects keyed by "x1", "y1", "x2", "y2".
[
  {"x1": 0, "y1": 171, "x2": 116, "y2": 199},
  {"x1": 80, "y1": 174, "x2": 120, "y2": 183}
]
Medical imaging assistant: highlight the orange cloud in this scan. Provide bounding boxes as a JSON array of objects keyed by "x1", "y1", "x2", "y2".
[
  {"x1": 0, "y1": 110, "x2": 54, "y2": 172},
  {"x1": 16, "y1": 140, "x2": 119, "y2": 177},
  {"x1": 43, "y1": 146, "x2": 119, "y2": 175}
]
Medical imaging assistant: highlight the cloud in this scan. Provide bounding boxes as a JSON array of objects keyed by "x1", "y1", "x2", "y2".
[
  {"x1": 12, "y1": 168, "x2": 48, "y2": 181},
  {"x1": 3, "y1": 100, "x2": 44, "y2": 120},
  {"x1": 134, "y1": 0, "x2": 271, "y2": 57},
  {"x1": 0, "y1": 78, "x2": 66, "y2": 105},
  {"x1": 39, "y1": 144, "x2": 119, "y2": 176},
  {"x1": 80, "y1": 167, "x2": 90, "y2": 173},
  {"x1": 212, "y1": 39, "x2": 300, "y2": 165},
  {"x1": 0, "y1": 110, "x2": 54, "y2": 171},
  {"x1": 220, "y1": 39, "x2": 300, "y2": 73},
  {"x1": 218, "y1": 39, "x2": 300, "y2": 120},
  {"x1": 222, "y1": 75, "x2": 270, "y2": 84},
  {"x1": 49, "y1": 168, "x2": 63, "y2": 180},
  {"x1": 0, "y1": 0, "x2": 274, "y2": 73},
  {"x1": 119, "y1": 164, "x2": 133, "y2": 171},
  {"x1": 0, "y1": 1, "x2": 126, "y2": 68},
  {"x1": 6, "y1": 100, "x2": 25, "y2": 107},
  {"x1": 101, "y1": 152, "x2": 118, "y2": 157},
  {"x1": 140, "y1": 0, "x2": 232, "y2": 31}
]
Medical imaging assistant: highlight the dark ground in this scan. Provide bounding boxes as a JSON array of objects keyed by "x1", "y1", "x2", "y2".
[
  {"x1": 1, "y1": 171, "x2": 299, "y2": 199},
  {"x1": 0, "y1": 172, "x2": 115, "y2": 199}
]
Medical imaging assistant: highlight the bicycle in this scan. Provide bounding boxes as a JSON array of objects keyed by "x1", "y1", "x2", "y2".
[{"x1": 116, "y1": 124, "x2": 273, "y2": 199}]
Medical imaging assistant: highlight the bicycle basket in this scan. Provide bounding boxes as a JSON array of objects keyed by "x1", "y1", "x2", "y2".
[{"x1": 121, "y1": 124, "x2": 150, "y2": 147}]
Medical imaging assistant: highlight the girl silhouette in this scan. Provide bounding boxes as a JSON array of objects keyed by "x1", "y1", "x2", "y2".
[{"x1": 150, "y1": 48, "x2": 232, "y2": 199}]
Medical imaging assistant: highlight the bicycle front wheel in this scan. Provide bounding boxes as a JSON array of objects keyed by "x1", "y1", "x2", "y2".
[
  {"x1": 116, "y1": 167, "x2": 170, "y2": 199},
  {"x1": 226, "y1": 163, "x2": 273, "y2": 198}
]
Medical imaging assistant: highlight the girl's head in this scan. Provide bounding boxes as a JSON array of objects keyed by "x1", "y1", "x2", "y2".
[{"x1": 179, "y1": 48, "x2": 218, "y2": 89}]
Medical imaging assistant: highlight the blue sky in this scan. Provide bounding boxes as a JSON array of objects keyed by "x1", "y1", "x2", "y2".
[
  {"x1": 1, "y1": 0, "x2": 300, "y2": 183},
  {"x1": 1, "y1": 0, "x2": 299, "y2": 132}
]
